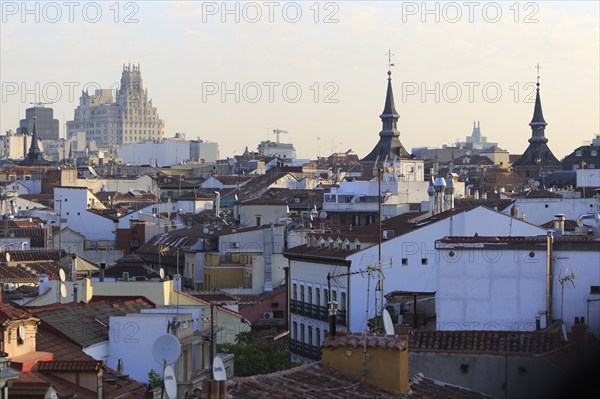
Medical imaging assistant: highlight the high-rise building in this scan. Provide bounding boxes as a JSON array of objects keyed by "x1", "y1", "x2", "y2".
[
  {"x1": 17, "y1": 106, "x2": 59, "y2": 140},
  {"x1": 66, "y1": 64, "x2": 164, "y2": 149}
]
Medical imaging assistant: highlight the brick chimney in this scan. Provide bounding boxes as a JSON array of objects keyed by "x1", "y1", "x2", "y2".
[
  {"x1": 571, "y1": 316, "x2": 587, "y2": 356},
  {"x1": 321, "y1": 332, "x2": 409, "y2": 395}
]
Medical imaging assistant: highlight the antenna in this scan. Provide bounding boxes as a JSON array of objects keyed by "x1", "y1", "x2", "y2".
[
  {"x1": 558, "y1": 268, "x2": 576, "y2": 322},
  {"x1": 152, "y1": 334, "x2": 181, "y2": 365},
  {"x1": 18, "y1": 325, "x2": 26, "y2": 342},
  {"x1": 212, "y1": 356, "x2": 227, "y2": 381},
  {"x1": 163, "y1": 364, "x2": 177, "y2": 399},
  {"x1": 382, "y1": 309, "x2": 394, "y2": 336},
  {"x1": 30, "y1": 101, "x2": 54, "y2": 107}
]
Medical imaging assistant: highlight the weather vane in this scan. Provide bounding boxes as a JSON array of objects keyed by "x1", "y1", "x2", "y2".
[
  {"x1": 386, "y1": 49, "x2": 395, "y2": 75},
  {"x1": 535, "y1": 62, "x2": 541, "y2": 85}
]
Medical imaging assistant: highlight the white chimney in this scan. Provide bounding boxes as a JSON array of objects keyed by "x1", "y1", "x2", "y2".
[
  {"x1": 38, "y1": 273, "x2": 51, "y2": 296},
  {"x1": 173, "y1": 274, "x2": 182, "y2": 291}
]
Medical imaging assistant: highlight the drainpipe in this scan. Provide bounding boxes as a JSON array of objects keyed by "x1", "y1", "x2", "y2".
[{"x1": 546, "y1": 230, "x2": 554, "y2": 326}]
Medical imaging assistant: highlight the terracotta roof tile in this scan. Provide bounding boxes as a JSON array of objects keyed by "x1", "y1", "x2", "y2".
[
  {"x1": 409, "y1": 330, "x2": 566, "y2": 355},
  {"x1": 322, "y1": 331, "x2": 407, "y2": 351},
  {"x1": 37, "y1": 360, "x2": 102, "y2": 372}
]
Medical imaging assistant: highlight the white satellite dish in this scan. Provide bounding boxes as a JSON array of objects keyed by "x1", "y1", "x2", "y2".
[
  {"x1": 212, "y1": 356, "x2": 227, "y2": 381},
  {"x1": 5, "y1": 253, "x2": 10, "y2": 262},
  {"x1": 159, "y1": 268, "x2": 165, "y2": 279},
  {"x1": 59, "y1": 269, "x2": 66, "y2": 282},
  {"x1": 59, "y1": 283, "x2": 67, "y2": 298},
  {"x1": 382, "y1": 309, "x2": 394, "y2": 336},
  {"x1": 319, "y1": 211, "x2": 328, "y2": 219},
  {"x1": 203, "y1": 227, "x2": 209, "y2": 234},
  {"x1": 152, "y1": 334, "x2": 181, "y2": 365},
  {"x1": 163, "y1": 364, "x2": 177, "y2": 399},
  {"x1": 18, "y1": 325, "x2": 26, "y2": 341}
]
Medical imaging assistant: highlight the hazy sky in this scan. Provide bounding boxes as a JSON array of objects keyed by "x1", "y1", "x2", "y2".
[{"x1": 1, "y1": 1, "x2": 598, "y2": 160}]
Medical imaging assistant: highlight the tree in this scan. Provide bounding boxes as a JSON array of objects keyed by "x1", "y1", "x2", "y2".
[
  {"x1": 217, "y1": 331, "x2": 299, "y2": 377},
  {"x1": 147, "y1": 369, "x2": 162, "y2": 389}
]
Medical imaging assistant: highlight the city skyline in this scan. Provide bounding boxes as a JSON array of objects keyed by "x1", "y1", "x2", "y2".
[{"x1": 1, "y1": 1, "x2": 598, "y2": 159}]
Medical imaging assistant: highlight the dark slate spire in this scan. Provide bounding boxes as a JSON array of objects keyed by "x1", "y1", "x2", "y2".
[
  {"x1": 361, "y1": 67, "x2": 410, "y2": 162},
  {"x1": 380, "y1": 71, "x2": 400, "y2": 135},
  {"x1": 21, "y1": 116, "x2": 50, "y2": 166},
  {"x1": 512, "y1": 65, "x2": 560, "y2": 170}
]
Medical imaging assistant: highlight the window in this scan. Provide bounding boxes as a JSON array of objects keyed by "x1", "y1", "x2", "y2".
[
  {"x1": 545, "y1": 204, "x2": 548, "y2": 208},
  {"x1": 300, "y1": 324, "x2": 305, "y2": 343},
  {"x1": 307, "y1": 287, "x2": 312, "y2": 305},
  {"x1": 308, "y1": 326, "x2": 313, "y2": 346},
  {"x1": 592, "y1": 150, "x2": 598, "y2": 156},
  {"x1": 293, "y1": 283, "x2": 297, "y2": 300},
  {"x1": 316, "y1": 328, "x2": 321, "y2": 346},
  {"x1": 402, "y1": 258, "x2": 408, "y2": 266},
  {"x1": 591, "y1": 286, "x2": 600, "y2": 295},
  {"x1": 340, "y1": 292, "x2": 346, "y2": 310},
  {"x1": 576, "y1": 150, "x2": 582, "y2": 157},
  {"x1": 421, "y1": 258, "x2": 428, "y2": 265},
  {"x1": 356, "y1": 243, "x2": 361, "y2": 251},
  {"x1": 300, "y1": 285, "x2": 305, "y2": 303}
]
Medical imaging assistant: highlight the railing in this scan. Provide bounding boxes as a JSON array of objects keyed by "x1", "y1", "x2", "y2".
[
  {"x1": 84, "y1": 240, "x2": 119, "y2": 250},
  {"x1": 290, "y1": 300, "x2": 347, "y2": 326},
  {"x1": 288, "y1": 339, "x2": 321, "y2": 360}
]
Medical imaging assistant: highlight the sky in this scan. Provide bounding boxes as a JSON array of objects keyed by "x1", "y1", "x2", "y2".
[{"x1": 1, "y1": 1, "x2": 599, "y2": 160}]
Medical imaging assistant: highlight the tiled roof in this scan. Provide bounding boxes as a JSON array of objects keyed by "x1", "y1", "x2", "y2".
[
  {"x1": 28, "y1": 297, "x2": 154, "y2": 347},
  {"x1": 37, "y1": 360, "x2": 102, "y2": 372},
  {"x1": 322, "y1": 332, "x2": 407, "y2": 351},
  {"x1": 188, "y1": 290, "x2": 240, "y2": 304},
  {"x1": 0, "y1": 303, "x2": 35, "y2": 326},
  {"x1": 228, "y1": 363, "x2": 492, "y2": 398},
  {"x1": 0, "y1": 261, "x2": 64, "y2": 283},
  {"x1": 512, "y1": 189, "x2": 563, "y2": 199},
  {"x1": 240, "y1": 195, "x2": 288, "y2": 206},
  {"x1": 409, "y1": 330, "x2": 566, "y2": 355},
  {"x1": 0, "y1": 250, "x2": 65, "y2": 263}
]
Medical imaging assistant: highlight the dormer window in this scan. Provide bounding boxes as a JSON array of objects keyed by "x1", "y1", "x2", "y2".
[{"x1": 576, "y1": 150, "x2": 582, "y2": 157}]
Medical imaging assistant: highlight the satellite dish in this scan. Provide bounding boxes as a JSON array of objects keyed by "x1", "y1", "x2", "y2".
[
  {"x1": 163, "y1": 364, "x2": 177, "y2": 399},
  {"x1": 319, "y1": 211, "x2": 328, "y2": 219},
  {"x1": 18, "y1": 325, "x2": 26, "y2": 341},
  {"x1": 5, "y1": 253, "x2": 10, "y2": 262},
  {"x1": 152, "y1": 334, "x2": 181, "y2": 365},
  {"x1": 203, "y1": 227, "x2": 209, "y2": 234},
  {"x1": 159, "y1": 268, "x2": 165, "y2": 279},
  {"x1": 212, "y1": 356, "x2": 227, "y2": 381},
  {"x1": 534, "y1": 181, "x2": 540, "y2": 187},
  {"x1": 60, "y1": 283, "x2": 67, "y2": 298},
  {"x1": 59, "y1": 269, "x2": 66, "y2": 282},
  {"x1": 382, "y1": 309, "x2": 394, "y2": 336}
]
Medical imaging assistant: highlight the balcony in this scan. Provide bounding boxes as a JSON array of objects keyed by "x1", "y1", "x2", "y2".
[
  {"x1": 289, "y1": 338, "x2": 321, "y2": 361},
  {"x1": 290, "y1": 300, "x2": 346, "y2": 326}
]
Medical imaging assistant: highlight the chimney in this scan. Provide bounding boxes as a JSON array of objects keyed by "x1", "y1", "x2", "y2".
[
  {"x1": 553, "y1": 213, "x2": 566, "y2": 236},
  {"x1": 571, "y1": 316, "x2": 587, "y2": 356},
  {"x1": 173, "y1": 274, "x2": 182, "y2": 291},
  {"x1": 38, "y1": 273, "x2": 51, "y2": 295},
  {"x1": 122, "y1": 272, "x2": 129, "y2": 281},
  {"x1": 321, "y1": 332, "x2": 409, "y2": 395},
  {"x1": 328, "y1": 301, "x2": 338, "y2": 337},
  {"x1": 99, "y1": 263, "x2": 105, "y2": 282}
]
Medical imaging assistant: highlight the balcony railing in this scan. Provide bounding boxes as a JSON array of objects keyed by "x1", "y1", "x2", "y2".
[
  {"x1": 290, "y1": 300, "x2": 346, "y2": 326},
  {"x1": 289, "y1": 338, "x2": 321, "y2": 360}
]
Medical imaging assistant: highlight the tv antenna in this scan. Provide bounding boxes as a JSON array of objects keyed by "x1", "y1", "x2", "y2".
[
  {"x1": 558, "y1": 268, "x2": 576, "y2": 322},
  {"x1": 152, "y1": 334, "x2": 181, "y2": 399},
  {"x1": 30, "y1": 101, "x2": 54, "y2": 107}
]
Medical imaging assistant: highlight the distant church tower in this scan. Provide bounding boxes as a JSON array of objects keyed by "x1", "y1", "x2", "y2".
[
  {"x1": 361, "y1": 68, "x2": 411, "y2": 163},
  {"x1": 512, "y1": 65, "x2": 561, "y2": 181},
  {"x1": 20, "y1": 117, "x2": 50, "y2": 166}
]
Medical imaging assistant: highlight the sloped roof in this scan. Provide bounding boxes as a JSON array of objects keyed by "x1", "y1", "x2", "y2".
[
  {"x1": 228, "y1": 362, "x2": 492, "y2": 398},
  {"x1": 322, "y1": 331, "x2": 406, "y2": 350},
  {"x1": 0, "y1": 303, "x2": 35, "y2": 327},
  {"x1": 28, "y1": 297, "x2": 154, "y2": 347},
  {"x1": 409, "y1": 330, "x2": 565, "y2": 355}
]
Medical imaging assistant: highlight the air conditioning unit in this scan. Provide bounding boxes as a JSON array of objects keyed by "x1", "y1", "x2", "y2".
[
  {"x1": 231, "y1": 242, "x2": 240, "y2": 248},
  {"x1": 263, "y1": 312, "x2": 274, "y2": 319},
  {"x1": 382, "y1": 230, "x2": 395, "y2": 239}
]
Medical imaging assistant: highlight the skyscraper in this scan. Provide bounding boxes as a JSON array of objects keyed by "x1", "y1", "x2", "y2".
[{"x1": 66, "y1": 64, "x2": 165, "y2": 149}]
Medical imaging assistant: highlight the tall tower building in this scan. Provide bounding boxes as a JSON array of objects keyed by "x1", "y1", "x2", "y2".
[
  {"x1": 66, "y1": 64, "x2": 165, "y2": 149},
  {"x1": 512, "y1": 68, "x2": 561, "y2": 179},
  {"x1": 17, "y1": 106, "x2": 60, "y2": 140}
]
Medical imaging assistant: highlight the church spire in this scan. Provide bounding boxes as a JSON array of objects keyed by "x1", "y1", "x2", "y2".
[
  {"x1": 28, "y1": 117, "x2": 42, "y2": 155},
  {"x1": 380, "y1": 50, "x2": 400, "y2": 136},
  {"x1": 528, "y1": 63, "x2": 548, "y2": 143}
]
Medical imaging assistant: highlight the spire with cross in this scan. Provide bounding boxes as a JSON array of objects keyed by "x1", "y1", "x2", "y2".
[
  {"x1": 535, "y1": 62, "x2": 541, "y2": 86},
  {"x1": 386, "y1": 49, "x2": 395, "y2": 77}
]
